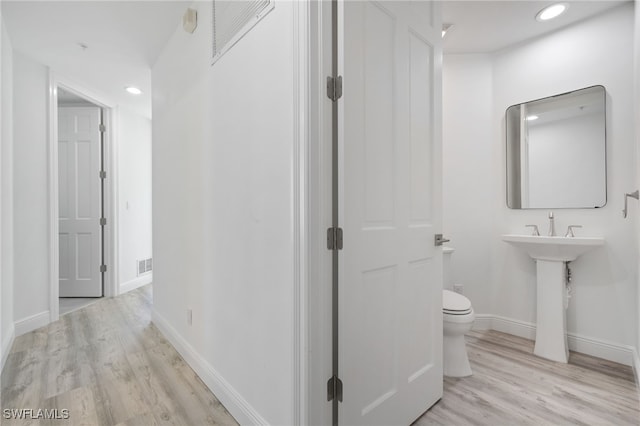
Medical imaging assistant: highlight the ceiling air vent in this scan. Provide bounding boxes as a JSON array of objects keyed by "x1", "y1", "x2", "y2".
[{"x1": 212, "y1": 0, "x2": 274, "y2": 65}]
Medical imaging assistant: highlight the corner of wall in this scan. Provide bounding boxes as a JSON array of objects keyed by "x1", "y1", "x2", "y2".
[
  {"x1": 634, "y1": 0, "x2": 640, "y2": 374},
  {"x1": 1, "y1": 322, "x2": 15, "y2": 372},
  {"x1": 119, "y1": 274, "x2": 152, "y2": 295},
  {"x1": 632, "y1": 345, "x2": 640, "y2": 387},
  {"x1": 14, "y1": 311, "x2": 50, "y2": 337},
  {"x1": 151, "y1": 308, "x2": 268, "y2": 426},
  {"x1": 0, "y1": 9, "x2": 15, "y2": 373}
]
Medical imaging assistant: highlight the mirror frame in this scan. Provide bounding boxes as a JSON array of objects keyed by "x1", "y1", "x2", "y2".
[{"x1": 505, "y1": 85, "x2": 607, "y2": 210}]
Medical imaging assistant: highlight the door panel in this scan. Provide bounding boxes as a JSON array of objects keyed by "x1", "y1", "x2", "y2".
[
  {"x1": 58, "y1": 106, "x2": 103, "y2": 297},
  {"x1": 339, "y1": 1, "x2": 443, "y2": 424}
]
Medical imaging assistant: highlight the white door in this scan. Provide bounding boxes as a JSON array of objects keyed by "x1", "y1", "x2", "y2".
[
  {"x1": 339, "y1": 1, "x2": 443, "y2": 424},
  {"x1": 58, "y1": 106, "x2": 103, "y2": 297}
]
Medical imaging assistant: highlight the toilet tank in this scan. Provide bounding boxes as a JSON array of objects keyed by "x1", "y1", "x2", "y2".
[{"x1": 443, "y1": 246, "x2": 454, "y2": 290}]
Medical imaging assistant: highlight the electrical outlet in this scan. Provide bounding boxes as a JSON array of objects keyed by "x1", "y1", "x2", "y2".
[
  {"x1": 453, "y1": 284, "x2": 464, "y2": 294},
  {"x1": 187, "y1": 309, "x2": 193, "y2": 326}
]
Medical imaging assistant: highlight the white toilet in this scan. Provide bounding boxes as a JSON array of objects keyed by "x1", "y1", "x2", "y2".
[{"x1": 442, "y1": 247, "x2": 475, "y2": 377}]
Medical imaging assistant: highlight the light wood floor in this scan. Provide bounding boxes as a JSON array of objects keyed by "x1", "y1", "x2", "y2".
[
  {"x1": 2, "y1": 286, "x2": 639, "y2": 425},
  {"x1": 1, "y1": 285, "x2": 238, "y2": 426},
  {"x1": 416, "y1": 330, "x2": 640, "y2": 425},
  {"x1": 59, "y1": 297, "x2": 101, "y2": 316}
]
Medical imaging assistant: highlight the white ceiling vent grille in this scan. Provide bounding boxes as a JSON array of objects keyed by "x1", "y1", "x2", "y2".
[{"x1": 212, "y1": 0, "x2": 274, "y2": 65}]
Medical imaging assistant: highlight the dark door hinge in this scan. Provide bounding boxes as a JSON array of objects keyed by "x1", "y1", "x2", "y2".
[
  {"x1": 99, "y1": 170, "x2": 106, "y2": 179},
  {"x1": 327, "y1": 375, "x2": 343, "y2": 402},
  {"x1": 327, "y1": 227, "x2": 343, "y2": 250},
  {"x1": 100, "y1": 264, "x2": 107, "y2": 273},
  {"x1": 100, "y1": 217, "x2": 107, "y2": 226},
  {"x1": 327, "y1": 76, "x2": 343, "y2": 102},
  {"x1": 99, "y1": 124, "x2": 106, "y2": 133}
]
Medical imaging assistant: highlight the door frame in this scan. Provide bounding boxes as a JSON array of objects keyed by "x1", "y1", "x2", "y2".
[
  {"x1": 306, "y1": 0, "x2": 334, "y2": 424},
  {"x1": 47, "y1": 72, "x2": 119, "y2": 322}
]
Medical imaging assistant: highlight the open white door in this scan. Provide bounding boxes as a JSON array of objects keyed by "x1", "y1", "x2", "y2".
[
  {"x1": 58, "y1": 106, "x2": 103, "y2": 297},
  {"x1": 339, "y1": 1, "x2": 443, "y2": 424}
]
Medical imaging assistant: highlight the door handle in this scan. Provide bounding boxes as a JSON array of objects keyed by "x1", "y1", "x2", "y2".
[{"x1": 435, "y1": 234, "x2": 450, "y2": 246}]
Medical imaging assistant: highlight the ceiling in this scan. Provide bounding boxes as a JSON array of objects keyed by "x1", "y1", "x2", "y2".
[
  {"x1": 443, "y1": 0, "x2": 630, "y2": 53},
  {"x1": 1, "y1": 1, "x2": 631, "y2": 118},
  {"x1": 2, "y1": 1, "x2": 191, "y2": 118}
]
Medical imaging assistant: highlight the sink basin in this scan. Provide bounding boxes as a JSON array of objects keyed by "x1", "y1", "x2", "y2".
[{"x1": 502, "y1": 234, "x2": 605, "y2": 262}]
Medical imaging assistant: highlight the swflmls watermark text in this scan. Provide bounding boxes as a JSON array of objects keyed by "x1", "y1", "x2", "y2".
[{"x1": 3, "y1": 408, "x2": 70, "y2": 420}]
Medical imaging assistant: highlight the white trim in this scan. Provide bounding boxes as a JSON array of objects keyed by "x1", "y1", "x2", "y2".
[
  {"x1": 1, "y1": 323, "x2": 15, "y2": 372},
  {"x1": 151, "y1": 308, "x2": 268, "y2": 426},
  {"x1": 48, "y1": 72, "x2": 119, "y2": 325},
  {"x1": 632, "y1": 347, "x2": 640, "y2": 387},
  {"x1": 104, "y1": 106, "x2": 119, "y2": 299},
  {"x1": 567, "y1": 332, "x2": 634, "y2": 366},
  {"x1": 483, "y1": 314, "x2": 537, "y2": 340},
  {"x1": 119, "y1": 274, "x2": 152, "y2": 295},
  {"x1": 15, "y1": 311, "x2": 50, "y2": 337},
  {"x1": 306, "y1": 0, "x2": 333, "y2": 424},
  {"x1": 47, "y1": 73, "x2": 59, "y2": 321},
  {"x1": 292, "y1": 0, "x2": 310, "y2": 424},
  {"x1": 472, "y1": 314, "x2": 494, "y2": 331},
  {"x1": 473, "y1": 314, "x2": 636, "y2": 366}
]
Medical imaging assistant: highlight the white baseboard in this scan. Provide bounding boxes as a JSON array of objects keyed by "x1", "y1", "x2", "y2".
[
  {"x1": 15, "y1": 311, "x2": 50, "y2": 337},
  {"x1": 1, "y1": 323, "x2": 15, "y2": 372},
  {"x1": 151, "y1": 308, "x2": 268, "y2": 426},
  {"x1": 120, "y1": 274, "x2": 153, "y2": 295},
  {"x1": 631, "y1": 347, "x2": 640, "y2": 386},
  {"x1": 472, "y1": 314, "x2": 493, "y2": 331},
  {"x1": 473, "y1": 314, "x2": 635, "y2": 366}
]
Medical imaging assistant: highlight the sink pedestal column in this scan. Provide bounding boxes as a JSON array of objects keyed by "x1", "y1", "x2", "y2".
[{"x1": 534, "y1": 259, "x2": 569, "y2": 363}]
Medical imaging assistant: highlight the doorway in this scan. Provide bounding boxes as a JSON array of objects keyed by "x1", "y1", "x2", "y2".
[
  {"x1": 57, "y1": 88, "x2": 104, "y2": 312},
  {"x1": 325, "y1": 1, "x2": 444, "y2": 425},
  {"x1": 48, "y1": 79, "x2": 118, "y2": 321}
]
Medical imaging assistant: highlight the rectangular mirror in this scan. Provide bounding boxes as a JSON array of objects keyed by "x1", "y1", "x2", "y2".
[{"x1": 506, "y1": 85, "x2": 607, "y2": 209}]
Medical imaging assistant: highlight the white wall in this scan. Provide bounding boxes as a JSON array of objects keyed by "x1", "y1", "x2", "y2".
[
  {"x1": 152, "y1": 2, "x2": 302, "y2": 424},
  {"x1": 634, "y1": 0, "x2": 640, "y2": 368},
  {"x1": 12, "y1": 52, "x2": 50, "y2": 331},
  {"x1": 117, "y1": 106, "x2": 152, "y2": 292},
  {"x1": 444, "y1": 4, "x2": 637, "y2": 360},
  {"x1": 442, "y1": 54, "x2": 495, "y2": 315},
  {"x1": 0, "y1": 11, "x2": 15, "y2": 370}
]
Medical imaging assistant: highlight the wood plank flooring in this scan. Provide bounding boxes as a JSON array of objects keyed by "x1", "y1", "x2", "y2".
[
  {"x1": 59, "y1": 298, "x2": 101, "y2": 316},
  {"x1": 1, "y1": 286, "x2": 238, "y2": 426},
  {"x1": 2, "y1": 286, "x2": 639, "y2": 425},
  {"x1": 415, "y1": 330, "x2": 640, "y2": 426}
]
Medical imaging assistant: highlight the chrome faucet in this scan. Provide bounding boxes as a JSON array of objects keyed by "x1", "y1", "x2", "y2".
[
  {"x1": 525, "y1": 224, "x2": 540, "y2": 236},
  {"x1": 565, "y1": 225, "x2": 582, "y2": 237},
  {"x1": 548, "y1": 211, "x2": 556, "y2": 236}
]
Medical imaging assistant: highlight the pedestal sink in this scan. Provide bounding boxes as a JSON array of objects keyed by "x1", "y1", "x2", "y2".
[{"x1": 502, "y1": 234, "x2": 605, "y2": 363}]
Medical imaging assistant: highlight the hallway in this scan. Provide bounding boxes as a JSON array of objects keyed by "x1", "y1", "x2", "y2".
[{"x1": 1, "y1": 286, "x2": 238, "y2": 425}]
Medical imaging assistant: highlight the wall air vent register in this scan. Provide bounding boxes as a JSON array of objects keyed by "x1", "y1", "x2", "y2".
[{"x1": 212, "y1": 0, "x2": 274, "y2": 65}]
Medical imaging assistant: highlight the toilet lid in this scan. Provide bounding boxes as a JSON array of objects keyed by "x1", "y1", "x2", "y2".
[{"x1": 443, "y1": 289, "x2": 472, "y2": 313}]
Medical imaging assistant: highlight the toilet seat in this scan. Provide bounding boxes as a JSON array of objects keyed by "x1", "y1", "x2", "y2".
[{"x1": 443, "y1": 289, "x2": 472, "y2": 315}]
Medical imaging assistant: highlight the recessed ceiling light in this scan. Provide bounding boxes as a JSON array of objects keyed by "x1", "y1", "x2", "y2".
[
  {"x1": 125, "y1": 86, "x2": 142, "y2": 95},
  {"x1": 536, "y1": 3, "x2": 568, "y2": 22},
  {"x1": 526, "y1": 115, "x2": 539, "y2": 121}
]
